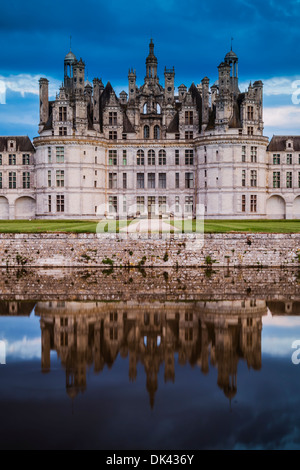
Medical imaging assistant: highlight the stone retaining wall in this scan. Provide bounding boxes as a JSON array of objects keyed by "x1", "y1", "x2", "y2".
[{"x1": 0, "y1": 233, "x2": 299, "y2": 268}]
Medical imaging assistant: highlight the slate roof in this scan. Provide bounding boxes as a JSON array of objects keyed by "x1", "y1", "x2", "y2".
[
  {"x1": 267, "y1": 136, "x2": 300, "y2": 151},
  {"x1": 0, "y1": 136, "x2": 34, "y2": 152}
]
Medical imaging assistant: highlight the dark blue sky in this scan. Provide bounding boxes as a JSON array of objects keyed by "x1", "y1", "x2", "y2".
[{"x1": 1, "y1": 0, "x2": 300, "y2": 138}]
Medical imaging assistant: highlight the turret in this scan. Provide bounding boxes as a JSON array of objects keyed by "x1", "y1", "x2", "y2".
[
  {"x1": 64, "y1": 50, "x2": 76, "y2": 89},
  {"x1": 73, "y1": 58, "x2": 85, "y2": 93},
  {"x1": 201, "y1": 76, "x2": 210, "y2": 128},
  {"x1": 145, "y1": 39, "x2": 158, "y2": 83},
  {"x1": 39, "y1": 78, "x2": 49, "y2": 132},
  {"x1": 93, "y1": 78, "x2": 102, "y2": 131},
  {"x1": 164, "y1": 66, "x2": 175, "y2": 103},
  {"x1": 128, "y1": 68, "x2": 137, "y2": 102}
]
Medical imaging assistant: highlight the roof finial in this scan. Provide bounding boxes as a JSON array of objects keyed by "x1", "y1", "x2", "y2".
[
  {"x1": 231, "y1": 37, "x2": 234, "y2": 51},
  {"x1": 70, "y1": 35, "x2": 72, "y2": 52}
]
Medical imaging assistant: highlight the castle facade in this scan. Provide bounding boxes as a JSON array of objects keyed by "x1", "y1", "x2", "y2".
[{"x1": 0, "y1": 40, "x2": 299, "y2": 219}]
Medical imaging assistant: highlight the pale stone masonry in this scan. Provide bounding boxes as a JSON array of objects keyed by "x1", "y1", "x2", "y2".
[
  {"x1": 0, "y1": 40, "x2": 299, "y2": 219},
  {"x1": 0, "y1": 233, "x2": 299, "y2": 267}
]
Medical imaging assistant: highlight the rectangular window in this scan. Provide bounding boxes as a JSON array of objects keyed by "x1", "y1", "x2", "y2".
[
  {"x1": 158, "y1": 151, "x2": 166, "y2": 165},
  {"x1": 251, "y1": 147, "x2": 257, "y2": 163},
  {"x1": 59, "y1": 127, "x2": 67, "y2": 136},
  {"x1": 287, "y1": 154, "x2": 293, "y2": 165},
  {"x1": 242, "y1": 170, "x2": 246, "y2": 187},
  {"x1": 148, "y1": 173, "x2": 155, "y2": 189},
  {"x1": 123, "y1": 150, "x2": 127, "y2": 165},
  {"x1": 137, "y1": 173, "x2": 144, "y2": 189},
  {"x1": 175, "y1": 173, "x2": 179, "y2": 189},
  {"x1": 185, "y1": 111, "x2": 193, "y2": 125},
  {"x1": 48, "y1": 170, "x2": 52, "y2": 188},
  {"x1": 56, "y1": 170, "x2": 64, "y2": 187},
  {"x1": 148, "y1": 151, "x2": 155, "y2": 165},
  {"x1": 242, "y1": 146, "x2": 246, "y2": 162},
  {"x1": 109, "y1": 112, "x2": 117, "y2": 125},
  {"x1": 298, "y1": 172, "x2": 300, "y2": 188},
  {"x1": 287, "y1": 171, "x2": 293, "y2": 188},
  {"x1": 59, "y1": 106, "x2": 67, "y2": 121},
  {"x1": 247, "y1": 106, "x2": 254, "y2": 120},
  {"x1": 123, "y1": 173, "x2": 127, "y2": 189},
  {"x1": 242, "y1": 195, "x2": 246, "y2": 212},
  {"x1": 250, "y1": 170, "x2": 257, "y2": 187},
  {"x1": 0, "y1": 172, "x2": 2, "y2": 189},
  {"x1": 0, "y1": 155, "x2": 2, "y2": 165},
  {"x1": 48, "y1": 147, "x2": 51, "y2": 163},
  {"x1": 9, "y1": 154, "x2": 16, "y2": 165},
  {"x1": 185, "y1": 131, "x2": 193, "y2": 140},
  {"x1": 185, "y1": 172, "x2": 194, "y2": 189},
  {"x1": 9, "y1": 172, "x2": 16, "y2": 189},
  {"x1": 158, "y1": 196, "x2": 167, "y2": 213},
  {"x1": 22, "y1": 172, "x2": 30, "y2": 189},
  {"x1": 48, "y1": 195, "x2": 51, "y2": 213},
  {"x1": 109, "y1": 196, "x2": 118, "y2": 214},
  {"x1": 158, "y1": 173, "x2": 166, "y2": 189},
  {"x1": 56, "y1": 195, "x2": 65, "y2": 212},
  {"x1": 123, "y1": 195, "x2": 127, "y2": 213},
  {"x1": 109, "y1": 131, "x2": 117, "y2": 140},
  {"x1": 109, "y1": 173, "x2": 117, "y2": 189},
  {"x1": 109, "y1": 150, "x2": 117, "y2": 165},
  {"x1": 175, "y1": 149, "x2": 179, "y2": 165},
  {"x1": 56, "y1": 147, "x2": 64, "y2": 163},
  {"x1": 273, "y1": 154, "x2": 280, "y2": 165},
  {"x1": 148, "y1": 196, "x2": 156, "y2": 214},
  {"x1": 250, "y1": 195, "x2": 257, "y2": 213},
  {"x1": 22, "y1": 154, "x2": 30, "y2": 165},
  {"x1": 136, "y1": 196, "x2": 145, "y2": 213},
  {"x1": 248, "y1": 126, "x2": 254, "y2": 136},
  {"x1": 185, "y1": 196, "x2": 193, "y2": 213},
  {"x1": 273, "y1": 171, "x2": 280, "y2": 188},
  {"x1": 185, "y1": 149, "x2": 194, "y2": 165}
]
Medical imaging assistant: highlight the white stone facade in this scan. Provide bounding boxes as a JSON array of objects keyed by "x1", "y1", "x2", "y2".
[{"x1": 0, "y1": 41, "x2": 299, "y2": 220}]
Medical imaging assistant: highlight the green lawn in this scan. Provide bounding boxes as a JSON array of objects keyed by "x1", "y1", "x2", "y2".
[{"x1": 0, "y1": 219, "x2": 299, "y2": 233}]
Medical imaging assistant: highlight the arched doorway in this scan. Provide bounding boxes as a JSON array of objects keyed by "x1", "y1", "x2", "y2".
[
  {"x1": 266, "y1": 195, "x2": 286, "y2": 219},
  {"x1": 293, "y1": 196, "x2": 300, "y2": 219},
  {"x1": 0, "y1": 197, "x2": 9, "y2": 219},
  {"x1": 15, "y1": 197, "x2": 36, "y2": 219}
]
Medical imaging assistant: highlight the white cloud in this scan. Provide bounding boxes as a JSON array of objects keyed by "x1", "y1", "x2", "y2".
[
  {"x1": 264, "y1": 311, "x2": 300, "y2": 328},
  {"x1": 6, "y1": 336, "x2": 41, "y2": 360},
  {"x1": 264, "y1": 105, "x2": 300, "y2": 129},
  {"x1": 0, "y1": 74, "x2": 61, "y2": 99},
  {"x1": 239, "y1": 76, "x2": 300, "y2": 97},
  {"x1": 262, "y1": 336, "x2": 296, "y2": 357}
]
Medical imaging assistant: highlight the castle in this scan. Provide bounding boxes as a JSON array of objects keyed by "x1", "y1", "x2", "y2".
[{"x1": 0, "y1": 39, "x2": 299, "y2": 220}]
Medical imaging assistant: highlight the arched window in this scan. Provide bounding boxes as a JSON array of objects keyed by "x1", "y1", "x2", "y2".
[
  {"x1": 156, "y1": 103, "x2": 161, "y2": 114},
  {"x1": 144, "y1": 125, "x2": 150, "y2": 139},
  {"x1": 159, "y1": 149, "x2": 166, "y2": 165},
  {"x1": 137, "y1": 149, "x2": 144, "y2": 165},
  {"x1": 154, "y1": 125, "x2": 160, "y2": 140},
  {"x1": 143, "y1": 103, "x2": 147, "y2": 114},
  {"x1": 148, "y1": 150, "x2": 155, "y2": 165}
]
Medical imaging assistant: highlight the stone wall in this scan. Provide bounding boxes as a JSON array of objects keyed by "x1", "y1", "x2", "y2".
[
  {"x1": 0, "y1": 267, "x2": 299, "y2": 301},
  {"x1": 0, "y1": 233, "x2": 299, "y2": 268}
]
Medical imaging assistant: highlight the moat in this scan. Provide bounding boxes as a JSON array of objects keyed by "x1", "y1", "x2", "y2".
[{"x1": 0, "y1": 267, "x2": 300, "y2": 450}]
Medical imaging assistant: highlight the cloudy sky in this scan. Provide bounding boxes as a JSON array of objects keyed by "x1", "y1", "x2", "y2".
[{"x1": 1, "y1": 0, "x2": 300, "y2": 139}]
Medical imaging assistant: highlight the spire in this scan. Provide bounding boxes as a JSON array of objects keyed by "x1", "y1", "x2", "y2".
[
  {"x1": 70, "y1": 35, "x2": 72, "y2": 52},
  {"x1": 145, "y1": 38, "x2": 158, "y2": 81},
  {"x1": 231, "y1": 37, "x2": 234, "y2": 51}
]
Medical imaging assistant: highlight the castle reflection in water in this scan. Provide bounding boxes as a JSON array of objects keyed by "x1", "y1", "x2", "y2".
[{"x1": 2, "y1": 298, "x2": 297, "y2": 407}]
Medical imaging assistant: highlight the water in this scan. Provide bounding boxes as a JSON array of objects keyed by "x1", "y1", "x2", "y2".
[{"x1": 0, "y1": 268, "x2": 300, "y2": 450}]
